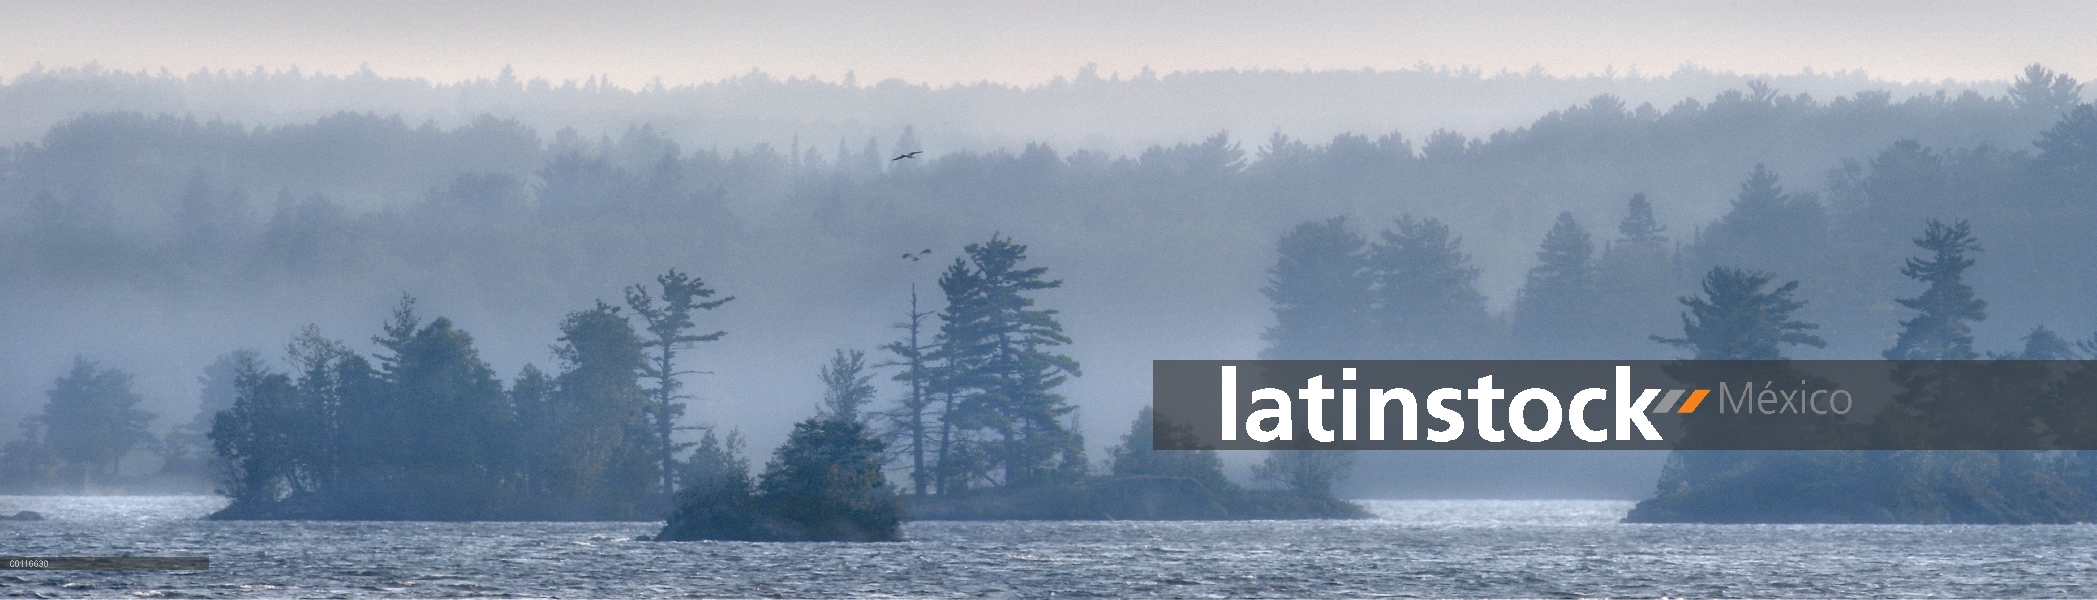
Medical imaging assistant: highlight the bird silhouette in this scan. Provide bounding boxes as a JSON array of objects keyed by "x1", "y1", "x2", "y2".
[
  {"x1": 891, "y1": 151, "x2": 922, "y2": 161},
  {"x1": 901, "y1": 249, "x2": 932, "y2": 261}
]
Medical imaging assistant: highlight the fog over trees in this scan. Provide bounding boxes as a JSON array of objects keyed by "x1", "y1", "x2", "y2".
[{"x1": 0, "y1": 63, "x2": 2090, "y2": 499}]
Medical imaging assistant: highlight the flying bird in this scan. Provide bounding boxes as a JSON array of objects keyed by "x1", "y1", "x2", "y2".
[
  {"x1": 901, "y1": 249, "x2": 932, "y2": 261},
  {"x1": 891, "y1": 151, "x2": 922, "y2": 161}
]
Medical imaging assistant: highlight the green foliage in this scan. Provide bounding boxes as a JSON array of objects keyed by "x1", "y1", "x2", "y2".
[
  {"x1": 757, "y1": 418, "x2": 900, "y2": 541},
  {"x1": 1653, "y1": 267, "x2": 1826, "y2": 360}
]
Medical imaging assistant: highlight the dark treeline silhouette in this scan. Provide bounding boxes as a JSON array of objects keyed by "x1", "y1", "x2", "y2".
[{"x1": 201, "y1": 277, "x2": 729, "y2": 520}]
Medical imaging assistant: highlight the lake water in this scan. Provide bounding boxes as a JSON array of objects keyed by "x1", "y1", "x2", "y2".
[{"x1": 4, "y1": 495, "x2": 2095, "y2": 598}]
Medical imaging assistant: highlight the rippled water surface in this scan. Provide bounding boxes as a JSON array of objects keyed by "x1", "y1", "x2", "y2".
[{"x1": 5, "y1": 495, "x2": 2096, "y2": 598}]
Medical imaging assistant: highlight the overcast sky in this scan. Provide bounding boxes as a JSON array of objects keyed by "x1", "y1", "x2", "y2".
[{"x1": 4, "y1": 1, "x2": 2091, "y2": 86}]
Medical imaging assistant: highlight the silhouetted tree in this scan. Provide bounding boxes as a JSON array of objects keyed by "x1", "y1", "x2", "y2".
[
  {"x1": 2009, "y1": 64, "x2": 2083, "y2": 115},
  {"x1": 880, "y1": 285, "x2": 938, "y2": 495},
  {"x1": 1514, "y1": 212, "x2": 1600, "y2": 356},
  {"x1": 1367, "y1": 215, "x2": 1492, "y2": 358},
  {"x1": 1261, "y1": 217, "x2": 1372, "y2": 359},
  {"x1": 2018, "y1": 326, "x2": 2078, "y2": 360},
  {"x1": 1884, "y1": 219, "x2": 1985, "y2": 360},
  {"x1": 547, "y1": 302, "x2": 656, "y2": 519},
  {"x1": 756, "y1": 416, "x2": 900, "y2": 541},
  {"x1": 818, "y1": 349, "x2": 877, "y2": 423},
  {"x1": 161, "y1": 350, "x2": 256, "y2": 478},
  {"x1": 1654, "y1": 267, "x2": 1826, "y2": 359},
  {"x1": 625, "y1": 268, "x2": 732, "y2": 497},
  {"x1": 37, "y1": 357, "x2": 156, "y2": 489},
  {"x1": 937, "y1": 236, "x2": 1085, "y2": 488},
  {"x1": 1618, "y1": 192, "x2": 1667, "y2": 244}
]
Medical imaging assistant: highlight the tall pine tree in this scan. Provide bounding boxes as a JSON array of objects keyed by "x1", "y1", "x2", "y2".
[
  {"x1": 624, "y1": 269, "x2": 731, "y2": 498},
  {"x1": 1884, "y1": 219, "x2": 1986, "y2": 360}
]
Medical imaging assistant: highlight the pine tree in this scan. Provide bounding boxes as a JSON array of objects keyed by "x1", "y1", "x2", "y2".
[
  {"x1": 818, "y1": 349, "x2": 877, "y2": 423},
  {"x1": 624, "y1": 269, "x2": 731, "y2": 498},
  {"x1": 1653, "y1": 267, "x2": 1826, "y2": 360},
  {"x1": 756, "y1": 417, "x2": 899, "y2": 541},
  {"x1": 1261, "y1": 217, "x2": 1372, "y2": 359},
  {"x1": 1691, "y1": 165, "x2": 1831, "y2": 284},
  {"x1": 936, "y1": 236, "x2": 1084, "y2": 488},
  {"x1": 1513, "y1": 212, "x2": 1598, "y2": 356},
  {"x1": 1618, "y1": 192, "x2": 1667, "y2": 244},
  {"x1": 2018, "y1": 326, "x2": 2078, "y2": 360},
  {"x1": 1884, "y1": 219, "x2": 1986, "y2": 360},
  {"x1": 1367, "y1": 215, "x2": 1492, "y2": 358},
  {"x1": 211, "y1": 358, "x2": 296, "y2": 506},
  {"x1": 2009, "y1": 63, "x2": 2083, "y2": 115},
  {"x1": 1593, "y1": 193, "x2": 1679, "y2": 359},
  {"x1": 383, "y1": 313, "x2": 512, "y2": 518}
]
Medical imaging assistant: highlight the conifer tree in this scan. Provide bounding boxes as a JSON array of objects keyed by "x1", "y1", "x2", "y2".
[
  {"x1": 1514, "y1": 212, "x2": 1599, "y2": 356},
  {"x1": 1691, "y1": 165, "x2": 1830, "y2": 285},
  {"x1": 625, "y1": 269, "x2": 731, "y2": 497},
  {"x1": 1654, "y1": 267, "x2": 1826, "y2": 359},
  {"x1": 1367, "y1": 215, "x2": 1492, "y2": 358},
  {"x1": 936, "y1": 236, "x2": 1084, "y2": 488},
  {"x1": 212, "y1": 358, "x2": 296, "y2": 506},
  {"x1": 757, "y1": 416, "x2": 899, "y2": 541},
  {"x1": 1261, "y1": 217, "x2": 1372, "y2": 359},
  {"x1": 1884, "y1": 219, "x2": 1985, "y2": 360},
  {"x1": 818, "y1": 349, "x2": 877, "y2": 423},
  {"x1": 382, "y1": 313, "x2": 511, "y2": 518},
  {"x1": 1592, "y1": 193, "x2": 1679, "y2": 359},
  {"x1": 2018, "y1": 326, "x2": 2077, "y2": 360},
  {"x1": 1618, "y1": 192, "x2": 1667, "y2": 244}
]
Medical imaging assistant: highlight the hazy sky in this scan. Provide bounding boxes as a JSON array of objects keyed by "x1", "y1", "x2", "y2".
[{"x1": 5, "y1": 1, "x2": 2092, "y2": 87}]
